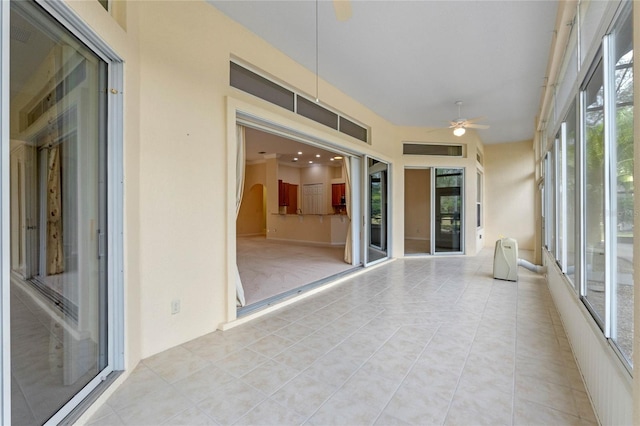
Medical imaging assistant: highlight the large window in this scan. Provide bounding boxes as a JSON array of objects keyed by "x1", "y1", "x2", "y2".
[
  {"x1": 545, "y1": 5, "x2": 633, "y2": 369},
  {"x1": 556, "y1": 131, "x2": 564, "y2": 268},
  {"x1": 609, "y1": 8, "x2": 633, "y2": 366},
  {"x1": 582, "y1": 57, "x2": 606, "y2": 325},
  {"x1": 565, "y1": 102, "x2": 577, "y2": 286}
]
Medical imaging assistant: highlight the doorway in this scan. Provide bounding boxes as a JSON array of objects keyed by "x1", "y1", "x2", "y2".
[
  {"x1": 236, "y1": 126, "x2": 359, "y2": 310},
  {"x1": 366, "y1": 157, "x2": 389, "y2": 264},
  {"x1": 435, "y1": 168, "x2": 464, "y2": 253},
  {"x1": 403, "y1": 167, "x2": 464, "y2": 255}
]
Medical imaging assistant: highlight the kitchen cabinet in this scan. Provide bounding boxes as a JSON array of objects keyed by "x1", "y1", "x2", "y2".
[{"x1": 332, "y1": 183, "x2": 346, "y2": 206}]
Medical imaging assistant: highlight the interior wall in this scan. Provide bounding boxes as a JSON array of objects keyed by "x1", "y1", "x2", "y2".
[
  {"x1": 404, "y1": 169, "x2": 430, "y2": 242},
  {"x1": 484, "y1": 140, "x2": 536, "y2": 250},
  {"x1": 237, "y1": 184, "x2": 264, "y2": 235}
]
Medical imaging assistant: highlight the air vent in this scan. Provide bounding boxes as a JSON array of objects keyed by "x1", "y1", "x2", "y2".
[
  {"x1": 230, "y1": 62, "x2": 294, "y2": 111},
  {"x1": 403, "y1": 143, "x2": 463, "y2": 157},
  {"x1": 230, "y1": 61, "x2": 369, "y2": 144},
  {"x1": 10, "y1": 25, "x2": 32, "y2": 43},
  {"x1": 339, "y1": 116, "x2": 367, "y2": 143},
  {"x1": 297, "y1": 96, "x2": 338, "y2": 129}
]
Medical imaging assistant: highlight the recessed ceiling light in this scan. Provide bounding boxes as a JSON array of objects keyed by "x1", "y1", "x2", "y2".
[
  {"x1": 334, "y1": 156, "x2": 343, "y2": 160},
  {"x1": 315, "y1": 154, "x2": 321, "y2": 158},
  {"x1": 293, "y1": 157, "x2": 298, "y2": 161},
  {"x1": 330, "y1": 158, "x2": 334, "y2": 161},
  {"x1": 308, "y1": 161, "x2": 313, "y2": 164},
  {"x1": 298, "y1": 151, "x2": 303, "y2": 155}
]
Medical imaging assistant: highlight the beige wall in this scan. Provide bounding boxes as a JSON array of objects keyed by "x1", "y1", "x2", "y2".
[
  {"x1": 484, "y1": 140, "x2": 536, "y2": 250},
  {"x1": 237, "y1": 184, "x2": 265, "y2": 236}
]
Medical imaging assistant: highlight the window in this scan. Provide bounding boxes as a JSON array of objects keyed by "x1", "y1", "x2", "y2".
[
  {"x1": 476, "y1": 171, "x2": 482, "y2": 228},
  {"x1": 544, "y1": 4, "x2": 633, "y2": 369},
  {"x1": 545, "y1": 150, "x2": 556, "y2": 254},
  {"x1": 609, "y1": 8, "x2": 633, "y2": 366},
  {"x1": 565, "y1": 102, "x2": 578, "y2": 286},
  {"x1": 555, "y1": 131, "x2": 564, "y2": 268},
  {"x1": 582, "y1": 56, "x2": 606, "y2": 325}
]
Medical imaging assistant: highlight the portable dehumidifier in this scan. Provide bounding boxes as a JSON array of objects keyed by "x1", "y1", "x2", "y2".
[{"x1": 493, "y1": 237, "x2": 519, "y2": 281}]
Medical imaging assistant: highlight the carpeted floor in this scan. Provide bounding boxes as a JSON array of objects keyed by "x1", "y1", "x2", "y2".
[{"x1": 237, "y1": 236, "x2": 355, "y2": 306}]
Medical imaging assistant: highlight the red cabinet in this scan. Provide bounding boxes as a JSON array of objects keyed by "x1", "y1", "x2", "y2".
[
  {"x1": 278, "y1": 180, "x2": 298, "y2": 213},
  {"x1": 332, "y1": 183, "x2": 346, "y2": 206}
]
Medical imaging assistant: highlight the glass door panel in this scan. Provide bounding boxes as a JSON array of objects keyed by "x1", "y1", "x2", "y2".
[
  {"x1": 434, "y1": 168, "x2": 463, "y2": 253},
  {"x1": 9, "y1": 2, "x2": 108, "y2": 424},
  {"x1": 367, "y1": 158, "x2": 388, "y2": 263}
]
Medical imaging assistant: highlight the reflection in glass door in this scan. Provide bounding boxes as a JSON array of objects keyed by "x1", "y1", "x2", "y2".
[
  {"x1": 9, "y1": 2, "x2": 109, "y2": 424},
  {"x1": 434, "y1": 168, "x2": 464, "y2": 253},
  {"x1": 367, "y1": 158, "x2": 388, "y2": 263}
]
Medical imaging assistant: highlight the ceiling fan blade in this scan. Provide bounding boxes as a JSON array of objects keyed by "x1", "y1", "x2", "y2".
[
  {"x1": 465, "y1": 123, "x2": 490, "y2": 129},
  {"x1": 333, "y1": 0, "x2": 352, "y2": 21},
  {"x1": 464, "y1": 116, "x2": 487, "y2": 124}
]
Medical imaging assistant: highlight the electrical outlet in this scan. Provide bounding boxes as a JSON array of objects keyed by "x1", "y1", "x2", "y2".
[{"x1": 171, "y1": 299, "x2": 180, "y2": 315}]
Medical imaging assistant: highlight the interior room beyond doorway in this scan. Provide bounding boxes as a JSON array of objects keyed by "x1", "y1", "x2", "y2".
[{"x1": 237, "y1": 127, "x2": 357, "y2": 309}]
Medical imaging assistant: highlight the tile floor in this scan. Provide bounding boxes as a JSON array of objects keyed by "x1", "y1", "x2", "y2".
[
  {"x1": 237, "y1": 236, "x2": 354, "y2": 306},
  {"x1": 87, "y1": 250, "x2": 597, "y2": 425}
]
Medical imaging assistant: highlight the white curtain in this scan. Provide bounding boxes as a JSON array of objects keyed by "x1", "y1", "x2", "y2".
[
  {"x1": 235, "y1": 125, "x2": 246, "y2": 306},
  {"x1": 343, "y1": 157, "x2": 353, "y2": 264}
]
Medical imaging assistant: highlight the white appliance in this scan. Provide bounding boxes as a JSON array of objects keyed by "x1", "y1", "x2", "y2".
[{"x1": 493, "y1": 237, "x2": 518, "y2": 281}]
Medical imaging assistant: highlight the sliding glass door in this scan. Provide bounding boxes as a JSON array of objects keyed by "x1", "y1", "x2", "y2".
[
  {"x1": 366, "y1": 157, "x2": 389, "y2": 264},
  {"x1": 434, "y1": 168, "x2": 464, "y2": 254},
  {"x1": 9, "y1": 2, "x2": 110, "y2": 423}
]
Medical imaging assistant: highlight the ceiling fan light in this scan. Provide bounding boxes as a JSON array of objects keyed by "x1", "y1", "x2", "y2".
[{"x1": 453, "y1": 127, "x2": 466, "y2": 137}]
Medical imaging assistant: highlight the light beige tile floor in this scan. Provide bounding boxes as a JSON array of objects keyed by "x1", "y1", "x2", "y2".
[{"x1": 87, "y1": 249, "x2": 597, "y2": 426}]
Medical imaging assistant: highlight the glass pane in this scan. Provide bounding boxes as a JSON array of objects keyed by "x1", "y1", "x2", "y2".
[
  {"x1": 9, "y1": 2, "x2": 108, "y2": 423},
  {"x1": 611, "y1": 10, "x2": 633, "y2": 366},
  {"x1": 547, "y1": 151, "x2": 556, "y2": 254},
  {"x1": 435, "y1": 168, "x2": 463, "y2": 253},
  {"x1": 368, "y1": 158, "x2": 387, "y2": 263},
  {"x1": 583, "y1": 59, "x2": 605, "y2": 325},
  {"x1": 565, "y1": 102, "x2": 577, "y2": 285},
  {"x1": 556, "y1": 136, "x2": 564, "y2": 266}
]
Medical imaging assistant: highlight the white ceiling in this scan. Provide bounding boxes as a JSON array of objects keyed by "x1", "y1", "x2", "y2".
[{"x1": 209, "y1": 0, "x2": 558, "y2": 144}]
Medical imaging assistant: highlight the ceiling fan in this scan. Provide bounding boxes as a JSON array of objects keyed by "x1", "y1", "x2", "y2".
[{"x1": 449, "y1": 101, "x2": 490, "y2": 137}]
